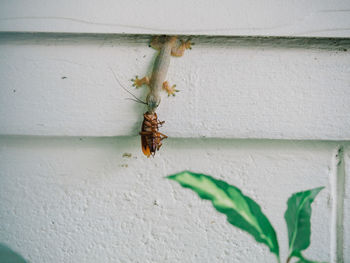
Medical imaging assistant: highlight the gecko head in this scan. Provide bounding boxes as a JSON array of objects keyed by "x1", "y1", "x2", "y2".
[{"x1": 146, "y1": 93, "x2": 161, "y2": 112}]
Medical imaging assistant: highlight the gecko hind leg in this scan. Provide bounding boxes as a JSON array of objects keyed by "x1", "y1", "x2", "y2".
[
  {"x1": 132, "y1": 76, "x2": 150, "y2": 88},
  {"x1": 150, "y1": 35, "x2": 167, "y2": 50},
  {"x1": 171, "y1": 39, "x2": 193, "y2": 57},
  {"x1": 162, "y1": 81, "x2": 179, "y2": 96}
]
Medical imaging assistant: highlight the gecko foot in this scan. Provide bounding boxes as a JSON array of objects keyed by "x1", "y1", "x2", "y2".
[
  {"x1": 131, "y1": 76, "x2": 150, "y2": 88},
  {"x1": 162, "y1": 81, "x2": 179, "y2": 96},
  {"x1": 182, "y1": 39, "x2": 193, "y2": 50},
  {"x1": 171, "y1": 39, "x2": 193, "y2": 57}
]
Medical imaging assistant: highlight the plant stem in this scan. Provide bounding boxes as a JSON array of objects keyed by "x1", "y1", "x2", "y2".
[{"x1": 286, "y1": 256, "x2": 292, "y2": 263}]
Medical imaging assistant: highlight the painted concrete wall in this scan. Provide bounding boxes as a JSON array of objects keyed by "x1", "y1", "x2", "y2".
[{"x1": 0, "y1": 1, "x2": 349, "y2": 263}]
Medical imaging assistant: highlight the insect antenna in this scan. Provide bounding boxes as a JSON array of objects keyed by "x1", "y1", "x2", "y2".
[
  {"x1": 125, "y1": 98, "x2": 147, "y2": 104},
  {"x1": 110, "y1": 67, "x2": 147, "y2": 105}
]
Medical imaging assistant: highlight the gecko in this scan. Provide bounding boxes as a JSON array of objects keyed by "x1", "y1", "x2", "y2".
[{"x1": 132, "y1": 35, "x2": 192, "y2": 113}]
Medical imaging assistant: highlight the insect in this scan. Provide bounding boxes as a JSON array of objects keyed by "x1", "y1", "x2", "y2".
[
  {"x1": 140, "y1": 112, "x2": 168, "y2": 157},
  {"x1": 110, "y1": 68, "x2": 167, "y2": 157}
]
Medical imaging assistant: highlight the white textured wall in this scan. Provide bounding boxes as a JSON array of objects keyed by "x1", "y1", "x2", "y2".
[
  {"x1": 0, "y1": 137, "x2": 344, "y2": 263},
  {"x1": 0, "y1": 1, "x2": 350, "y2": 263}
]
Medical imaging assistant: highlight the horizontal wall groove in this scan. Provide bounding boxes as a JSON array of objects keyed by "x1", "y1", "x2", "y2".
[
  {"x1": 1, "y1": 32, "x2": 350, "y2": 50},
  {"x1": 0, "y1": 135, "x2": 349, "y2": 145}
]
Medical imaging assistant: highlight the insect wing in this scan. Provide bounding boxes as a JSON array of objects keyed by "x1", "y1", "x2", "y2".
[
  {"x1": 141, "y1": 135, "x2": 151, "y2": 157},
  {"x1": 140, "y1": 117, "x2": 152, "y2": 157}
]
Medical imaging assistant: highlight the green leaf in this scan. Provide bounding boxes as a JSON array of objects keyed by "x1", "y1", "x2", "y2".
[
  {"x1": 167, "y1": 171, "x2": 279, "y2": 260},
  {"x1": 284, "y1": 187, "x2": 324, "y2": 259},
  {"x1": 295, "y1": 258, "x2": 325, "y2": 263},
  {"x1": 293, "y1": 251, "x2": 327, "y2": 263}
]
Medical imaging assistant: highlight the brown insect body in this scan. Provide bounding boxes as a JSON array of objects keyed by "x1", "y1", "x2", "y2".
[{"x1": 139, "y1": 112, "x2": 167, "y2": 157}]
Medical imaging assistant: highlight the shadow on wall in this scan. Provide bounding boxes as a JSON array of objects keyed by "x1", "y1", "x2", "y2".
[{"x1": 0, "y1": 244, "x2": 27, "y2": 263}]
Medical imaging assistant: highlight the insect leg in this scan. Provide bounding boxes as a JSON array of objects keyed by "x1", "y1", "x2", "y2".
[
  {"x1": 157, "y1": 132, "x2": 168, "y2": 139},
  {"x1": 143, "y1": 120, "x2": 152, "y2": 127},
  {"x1": 139, "y1": 131, "x2": 153, "y2": 135},
  {"x1": 144, "y1": 114, "x2": 156, "y2": 122}
]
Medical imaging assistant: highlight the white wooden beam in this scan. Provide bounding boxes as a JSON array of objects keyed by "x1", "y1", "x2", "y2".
[
  {"x1": 0, "y1": 0, "x2": 350, "y2": 37},
  {"x1": 1, "y1": 34, "x2": 349, "y2": 139}
]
